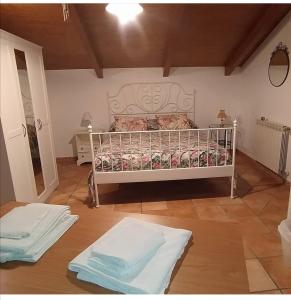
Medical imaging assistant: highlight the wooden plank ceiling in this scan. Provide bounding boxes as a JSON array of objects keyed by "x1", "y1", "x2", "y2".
[{"x1": 1, "y1": 3, "x2": 290, "y2": 78}]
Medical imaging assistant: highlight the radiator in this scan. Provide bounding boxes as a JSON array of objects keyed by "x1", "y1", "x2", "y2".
[{"x1": 255, "y1": 119, "x2": 290, "y2": 178}]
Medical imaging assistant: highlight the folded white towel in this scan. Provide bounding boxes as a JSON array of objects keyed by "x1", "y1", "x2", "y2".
[
  {"x1": 69, "y1": 217, "x2": 192, "y2": 294},
  {"x1": 90, "y1": 217, "x2": 165, "y2": 269},
  {"x1": 0, "y1": 204, "x2": 71, "y2": 254},
  {"x1": 0, "y1": 204, "x2": 50, "y2": 239},
  {"x1": 0, "y1": 214, "x2": 79, "y2": 263}
]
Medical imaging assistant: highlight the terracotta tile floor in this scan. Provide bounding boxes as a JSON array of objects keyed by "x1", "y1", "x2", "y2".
[{"x1": 47, "y1": 152, "x2": 291, "y2": 294}]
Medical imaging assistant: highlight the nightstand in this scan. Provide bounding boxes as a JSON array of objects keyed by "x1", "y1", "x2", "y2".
[
  {"x1": 75, "y1": 128, "x2": 103, "y2": 166},
  {"x1": 209, "y1": 123, "x2": 233, "y2": 149}
]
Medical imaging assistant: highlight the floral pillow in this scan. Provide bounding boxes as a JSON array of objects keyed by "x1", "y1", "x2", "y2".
[
  {"x1": 114, "y1": 116, "x2": 148, "y2": 132},
  {"x1": 156, "y1": 113, "x2": 191, "y2": 130}
]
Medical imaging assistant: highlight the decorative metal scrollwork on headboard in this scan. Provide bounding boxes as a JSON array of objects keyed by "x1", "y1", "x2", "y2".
[{"x1": 107, "y1": 82, "x2": 195, "y2": 122}]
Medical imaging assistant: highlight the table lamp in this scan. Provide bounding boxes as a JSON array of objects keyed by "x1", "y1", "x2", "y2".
[
  {"x1": 217, "y1": 109, "x2": 227, "y2": 126},
  {"x1": 80, "y1": 112, "x2": 92, "y2": 128}
]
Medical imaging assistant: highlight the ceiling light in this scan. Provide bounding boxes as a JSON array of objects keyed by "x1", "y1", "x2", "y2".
[{"x1": 106, "y1": 3, "x2": 143, "y2": 25}]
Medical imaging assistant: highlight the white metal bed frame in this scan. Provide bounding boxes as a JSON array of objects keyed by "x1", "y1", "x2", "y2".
[{"x1": 89, "y1": 82, "x2": 237, "y2": 207}]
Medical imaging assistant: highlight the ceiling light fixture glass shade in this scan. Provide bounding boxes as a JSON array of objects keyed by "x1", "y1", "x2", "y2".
[{"x1": 106, "y1": 3, "x2": 143, "y2": 24}]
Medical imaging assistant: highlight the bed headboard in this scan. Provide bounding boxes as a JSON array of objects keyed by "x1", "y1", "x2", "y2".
[{"x1": 107, "y1": 82, "x2": 195, "y2": 123}]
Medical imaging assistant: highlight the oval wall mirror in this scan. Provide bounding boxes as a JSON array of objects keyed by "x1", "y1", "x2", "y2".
[{"x1": 268, "y1": 42, "x2": 289, "y2": 87}]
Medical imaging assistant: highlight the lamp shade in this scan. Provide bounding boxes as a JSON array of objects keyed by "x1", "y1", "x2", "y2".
[
  {"x1": 217, "y1": 109, "x2": 227, "y2": 120},
  {"x1": 80, "y1": 112, "x2": 92, "y2": 128}
]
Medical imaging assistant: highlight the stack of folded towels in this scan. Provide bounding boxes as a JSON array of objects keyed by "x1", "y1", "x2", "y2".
[
  {"x1": 69, "y1": 217, "x2": 192, "y2": 294},
  {"x1": 0, "y1": 203, "x2": 78, "y2": 263}
]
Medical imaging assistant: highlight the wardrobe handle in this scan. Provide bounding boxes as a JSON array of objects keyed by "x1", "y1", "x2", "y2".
[
  {"x1": 22, "y1": 123, "x2": 27, "y2": 137},
  {"x1": 37, "y1": 119, "x2": 43, "y2": 130}
]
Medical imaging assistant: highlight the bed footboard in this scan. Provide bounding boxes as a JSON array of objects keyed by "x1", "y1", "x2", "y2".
[{"x1": 88, "y1": 121, "x2": 237, "y2": 207}]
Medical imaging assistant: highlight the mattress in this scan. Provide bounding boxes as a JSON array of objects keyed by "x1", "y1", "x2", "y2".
[{"x1": 94, "y1": 131, "x2": 231, "y2": 172}]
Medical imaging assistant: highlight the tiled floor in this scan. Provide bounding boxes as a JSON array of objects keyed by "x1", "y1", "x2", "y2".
[{"x1": 47, "y1": 151, "x2": 291, "y2": 294}]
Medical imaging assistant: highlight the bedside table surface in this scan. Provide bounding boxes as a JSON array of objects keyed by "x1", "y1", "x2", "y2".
[
  {"x1": 75, "y1": 128, "x2": 104, "y2": 134},
  {"x1": 209, "y1": 123, "x2": 233, "y2": 128}
]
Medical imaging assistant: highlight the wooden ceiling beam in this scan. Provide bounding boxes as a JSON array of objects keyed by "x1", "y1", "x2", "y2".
[
  {"x1": 69, "y1": 5, "x2": 103, "y2": 78},
  {"x1": 162, "y1": 5, "x2": 187, "y2": 77},
  {"x1": 224, "y1": 4, "x2": 291, "y2": 76},
  {"x1": 163, "y1": 65, "x2": 170, "y2": 77}
]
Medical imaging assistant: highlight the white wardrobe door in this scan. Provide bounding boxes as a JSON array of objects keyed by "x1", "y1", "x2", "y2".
[
  {"x1": 25, "y1": 50, "x2": 58, "y2": 199},
  {"x1": 0, "y1": 42, "x2": 37, "y2": 202}
]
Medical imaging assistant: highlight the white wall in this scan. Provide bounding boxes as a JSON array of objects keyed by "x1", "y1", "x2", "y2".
[
  {"x1": 46, "y1": 67, "x2": 242, "y2": 157},
  {"x1": 238, "y1": 12, "x2": 291, "y2": 180}
]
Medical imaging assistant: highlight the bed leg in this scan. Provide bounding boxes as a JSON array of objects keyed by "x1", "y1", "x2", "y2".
[
  {"x1": 88, "y1": 124, "x2": 100, "y2": 208},
  {"x1": 94, "y1": 180, "x2": 100, "y2": 207},
  {"x1": 230, "y1": 175, "x2": 235, "y2": 199},
  {"x1": 230, "y1": 119, "x2": 237, "y2": 199}
]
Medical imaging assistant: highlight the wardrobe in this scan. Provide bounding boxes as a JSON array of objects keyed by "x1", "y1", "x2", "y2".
[{"x1": 0, "y1": 29, "x2": 58, "y2": 203}]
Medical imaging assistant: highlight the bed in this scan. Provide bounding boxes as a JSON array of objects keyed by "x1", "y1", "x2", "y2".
[{"x1": 89, "y1": 82, "x2": 237, "y2": 207}]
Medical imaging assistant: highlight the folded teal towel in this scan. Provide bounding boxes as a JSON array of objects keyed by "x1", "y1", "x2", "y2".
[
  {"x1": 69, "y1": 217, "x2": 192, "y2": 294},
  {"x1": 0, "y1": 214, "x2": 78, "y2": 263},
  {"x1": 90, "y1": 218, "x2": 165, "y2": 269},
  {"x1": 0, "y1": 204, "x2": 70, "y2": 254},
  {"x1": 88, "y1": 239, "x2": 161, "y2": 280},
  {"x1": 0, "y1": 204, "x2": 50, "y2": 239}
]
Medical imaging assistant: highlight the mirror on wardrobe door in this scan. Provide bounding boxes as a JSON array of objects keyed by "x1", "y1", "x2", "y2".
[{"x1": 14, "y1": 49, "x2": 45, "y2": 196}]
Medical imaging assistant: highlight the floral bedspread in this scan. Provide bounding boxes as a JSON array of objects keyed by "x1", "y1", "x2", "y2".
[{"x1": 94, "y1": 131, "x2": 231, "y2": 172}]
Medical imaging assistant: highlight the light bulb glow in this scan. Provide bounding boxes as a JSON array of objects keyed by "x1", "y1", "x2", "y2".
[{"x1": 106, "y1": 3, "x2": 143, "y2": 24}]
